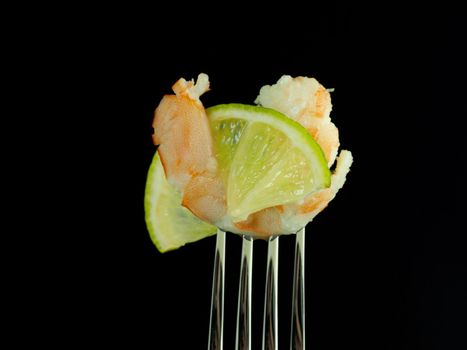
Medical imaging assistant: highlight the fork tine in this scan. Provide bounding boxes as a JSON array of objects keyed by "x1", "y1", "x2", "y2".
[
  {"x1": 235, "y1": 235, "x2": 253, "y2": 350},
  {"x1": 208, "y1": 229, "x2": 226, "y2": 350},
  {"x1": 290, "y1": 227, "x2": 306, "y2": 350},
  {"x1": 262, "y1": 235, "x2": 279, "y2": 350}
]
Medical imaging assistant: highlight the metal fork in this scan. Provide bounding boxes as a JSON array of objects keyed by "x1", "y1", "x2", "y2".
[{"x1": 207, "y1": 227, "x2": 306, "y2": 350}]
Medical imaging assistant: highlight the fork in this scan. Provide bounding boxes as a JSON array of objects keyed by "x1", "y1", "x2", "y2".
[{"x1": 207, "y1": 227, "x2": 306, "y2": 350}]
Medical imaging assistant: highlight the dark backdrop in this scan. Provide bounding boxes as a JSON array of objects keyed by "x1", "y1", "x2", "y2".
[{"x1": 45, "y1": 4, "x2": 466, "y2": 350}]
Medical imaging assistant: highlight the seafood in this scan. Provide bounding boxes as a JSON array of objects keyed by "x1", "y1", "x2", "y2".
[
  {"x1": 255, "y1": 75, "x2": 353, "y2": 234},
  {"x1": 152, "y1": 74, "x2": 226, "y2": 223},
  {"x1": 152, "y1": 74, "x2": 352, "y2": 238}
]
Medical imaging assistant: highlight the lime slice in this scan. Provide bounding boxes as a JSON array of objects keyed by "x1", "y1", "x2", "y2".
[
  {"x1": 144, "y1": 152, "x2": 217, "y2": 253},
  {"x1": 207, "y1": 104, "x2": 331, "y2": 222}
]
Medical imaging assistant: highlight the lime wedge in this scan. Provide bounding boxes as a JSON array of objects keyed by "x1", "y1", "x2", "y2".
[
  {"x1": 207, "y1": 104, "x2": 331, "y2": 222},
  {"x1": 144, "y1": 152, "x2": 217, "y2": 253}
]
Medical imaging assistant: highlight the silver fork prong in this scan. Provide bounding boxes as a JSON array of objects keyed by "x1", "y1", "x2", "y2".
[
  {"x1": 262, "y1": 235, "x2": 279, "y2": 350},
  {"x1": 290, "y1": 227, "x2": 306, "y2": 350},
  {"x1": 208, "y1": 229, "x2": 226, "y2": 350},
  {"x1": 235, "y1": 235, "x2": 253, "y2": 350}
]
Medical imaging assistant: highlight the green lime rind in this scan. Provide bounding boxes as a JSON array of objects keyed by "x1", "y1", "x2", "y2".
[{"x1": 144, "y1": 152, "x2": 217, "y2": 253}]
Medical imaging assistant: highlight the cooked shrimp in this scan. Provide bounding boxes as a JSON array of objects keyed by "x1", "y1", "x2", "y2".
[
  {"x1": 255, "y1": 75, "x2": 339, "y2": 167},
  {"x1": 152, "y1": 74, "x2": 226, "y2": 223},
  {"x1": 153, "y1": 73, "x2": 352, "y2": 239},
  {"x1": 255, "y1": 75, "x2": 353, "y2": 236}
]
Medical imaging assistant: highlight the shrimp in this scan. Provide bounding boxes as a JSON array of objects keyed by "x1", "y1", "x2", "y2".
[
  {"x1": 152, "y1": 73, "x2": 352, "y2": 239},
  {"x1": 255, "y1": 75, "x2": 353, "y2": 236},
  {"x1": 255, "y1": 75, "x2": 339, "y2": 167},
  {"x1": 152, "y1": 74, "x2": 226, "y2": 223}
]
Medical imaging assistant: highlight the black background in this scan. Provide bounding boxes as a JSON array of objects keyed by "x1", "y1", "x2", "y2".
[{"x1": 19, "y1": 3, "x2": 465, "y2": 350}]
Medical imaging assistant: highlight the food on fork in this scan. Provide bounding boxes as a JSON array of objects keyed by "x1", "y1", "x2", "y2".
[{"x1": 145, "y1": 73, "x2": 352, "y2": 251}]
